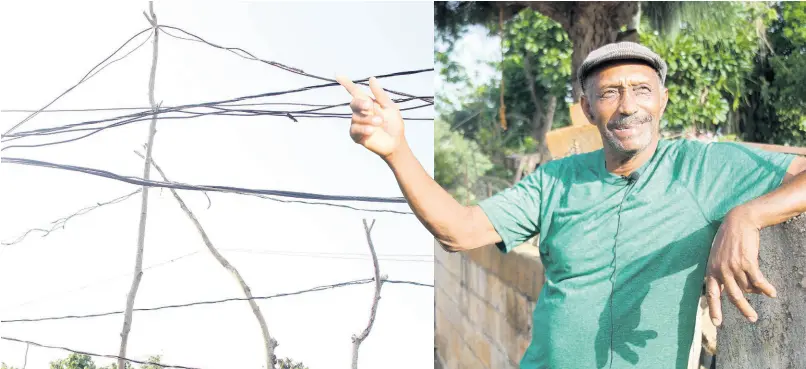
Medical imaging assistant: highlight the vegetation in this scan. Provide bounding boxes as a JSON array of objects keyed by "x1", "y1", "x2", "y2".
[
  {"x1": 2, "y1": 353, "x2": 309, "y2": 369},
  {"x1": 435, "y1": 1, "x2": 806, "y2": 200}
]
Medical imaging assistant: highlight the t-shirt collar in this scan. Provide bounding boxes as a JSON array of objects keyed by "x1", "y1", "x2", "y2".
[{"x1": 594, "y1": 139, "x2": 666, "y2": 185}]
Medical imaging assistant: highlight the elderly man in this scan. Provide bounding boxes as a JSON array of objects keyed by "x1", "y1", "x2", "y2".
[{"x1": 336, "y1": 42, "x2": 806, "y2": 369}]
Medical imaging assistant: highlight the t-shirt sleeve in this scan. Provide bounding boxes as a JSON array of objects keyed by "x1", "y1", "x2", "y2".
[
  {"x1": 477, "y1": 166, "x2": 543, "y2": 253},
  {"x1": 681, "y1": 141, "x2": 795, "y2": 223}
]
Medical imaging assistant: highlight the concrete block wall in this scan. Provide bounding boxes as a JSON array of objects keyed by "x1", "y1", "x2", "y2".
[{"x1": 434, "y1": 239, "x2": 544, "y2": 369}]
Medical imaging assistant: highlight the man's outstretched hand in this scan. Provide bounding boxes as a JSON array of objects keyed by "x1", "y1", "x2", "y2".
[
  {"x1": 336, "y1": 76, "x2": 406, "y2": 159},
  {"x1": 705, "y1": 206, "x2": 777, "y2": 327}
]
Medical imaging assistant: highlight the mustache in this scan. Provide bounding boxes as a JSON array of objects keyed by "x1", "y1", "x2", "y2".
[{"x1": 608, "y1": 113, "x2": 653, "y2": 130}]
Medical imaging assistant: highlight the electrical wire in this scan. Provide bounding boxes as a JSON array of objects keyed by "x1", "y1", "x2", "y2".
[
  {"x1": 0, "y1": 23, "x2": 431, "y2": 138},
  {"x1": 157, "y1": 24, "x2": 433, "y2": 104},
  {"x1": 82, "y1": 29, "x2": 154, "y2": 84},
  {"x1": 5, "y1": 94, "x2": 432, "y2": 139},
  {"x1": 2, "y1": 27, "x2": 154, "y2": 137},
  {"x1": 0, "y1": 96, "x2": 431, "y2": 114},
  {"x1": 1, "y1": 277, "x2": 432, "y2": 323},
  {"x1": 1, "y1": 69, "x2": 434, "y2": 150},
  {"x1": 0, "y1": 250, "x2": 204, "y2": 312},
  {"x1": 1, "y1": 157, "x2": 409, "y2": 204},
  {"x1": 224, "y1": 248, "x2": 431, "y2": 258},
  {"x1": 0, "y1": 188, "x2": 411, "y2": 252},
  {"x1": 1, "y1": 106, "x2": 433, "y2": 151},
  {"x1": 0, "y1": 248, "x2": 429, "y2": 313},
  {"x1": 1, "y1": 337, "x2": 199, "y2": 369},
  {"x1": 221, "y1": 248, "x2": 432, "y2": 262},
  {"x1": 3, "y1": 105, "x2": 433, "y2": 150},
  {"x1": 206, "y1": 191, "x2": 414, "y2": 215},
  {"x1": 384, "y1": 280, "x2": 434, "y2": 288}
]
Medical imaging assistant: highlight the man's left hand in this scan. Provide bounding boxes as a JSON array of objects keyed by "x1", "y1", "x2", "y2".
[{"x1": 705, "y1": 206, "x2": 777, "y2": 327}]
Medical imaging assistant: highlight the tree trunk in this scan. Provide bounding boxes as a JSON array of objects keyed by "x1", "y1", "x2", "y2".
[
  {"x1": 496, "y1": 3, "x2": 640, "y2": 102},
  {"x1": 535, "y1": 95, "x2": 557, "y2": 164},
  {"x1": 718, "y1": 213, "x2": 806, "y2": 369},
  {"x1": 617, "y1": 2, "x2": 642, "y2": 43},
  {"x1": 566, "y1": 2, "x2": 638, "y2": 101}
]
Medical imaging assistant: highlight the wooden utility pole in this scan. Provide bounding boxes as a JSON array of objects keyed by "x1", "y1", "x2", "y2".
[{"x1": 118, "y1": 3, "x2": 159, "y2": 369}]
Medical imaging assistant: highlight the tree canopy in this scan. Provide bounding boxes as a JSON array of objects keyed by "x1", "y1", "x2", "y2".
[{"x1": 435, "y1": 1, "x2": 806, "y2": 201}]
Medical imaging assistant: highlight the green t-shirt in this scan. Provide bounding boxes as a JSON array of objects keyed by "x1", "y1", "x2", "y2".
[{"x1": 477, "y1": 139, "x2": 795, "y2": 369}]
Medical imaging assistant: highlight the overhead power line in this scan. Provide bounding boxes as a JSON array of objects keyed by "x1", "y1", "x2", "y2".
[
  {"x1": 2, "y1": 102, "x2": 433, "y2": 146},
  {"x1": 4, "y1": 92, "x2": 432, "y2": 139},
  {"x1": 1, "y1": 337, "x2": 199, "y2": 369},
  {"x1": 0, "y1": 186, "x2": 411, "y2": 251},
  {"x1": 2, "y1": 277, "x2": 432, "y2": 323},
  {"x1": 222, "y1": 248, "x2": 431, "y2": 259},
  {"x1": 1, "y1": 69, "x2": 434, "y2": 151},
  {"x1": 0, "y1": 250, "x2": 205, "y2": 312},
  {"x1": 2, "y1": 27, "x2": 154, "y2": 137},
  {"x1": 82, "y1": 29, "x2": 154, "y2": 85},
  {"x1": 157, "y1": 24, "x2": 433, "y2": 104},
  {"x1": 1, "y1": 22, "x2": 433, "y2": 138},
  {"x1": 1, "y1": 157, "x2": 409, "y2": 204},
  {"x1": 0, "y1": 248, "x2": 429, "y2": 313},
  {"x1": 0, "y1": 96, "x2": 432, "y2": 114}
]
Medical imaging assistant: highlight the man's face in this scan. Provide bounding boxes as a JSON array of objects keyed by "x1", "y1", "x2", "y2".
[{"x1": 581, "y1": 62, "x2": 668, "y2": 157}]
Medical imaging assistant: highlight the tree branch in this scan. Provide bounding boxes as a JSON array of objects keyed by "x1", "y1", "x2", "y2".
[
  {"x1": 351, "y1": 219, "x2": 386, "y2": 369},
  {"x1": 23, "y1": 343, "x2": 29, "y2": 369},
  {"x1": 521, "y1": 52, "x2": 551, "y2": 159},
  {"x1": 118, "y1": 3, "x2": 158, "y2": 368},
  {"x1": 521, "y1": 53, "x2": 541, "y2": 108},
  {"x1": 135, "y1": 150, "x2": 277, "y2": 369},
  {"x1": 1, "y1": 189, "x2": 141, "y2": 246},
  {"x1": 520, "y1": 1, "x2": 571, "y2": 29}
]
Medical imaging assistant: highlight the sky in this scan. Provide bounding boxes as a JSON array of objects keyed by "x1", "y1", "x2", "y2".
[
  {"x1": 0, "y1": 2, "x2": 434, "y2": 369},
  {"x1": 434, "y1": 25, "x2": 501, "y2": 112}
]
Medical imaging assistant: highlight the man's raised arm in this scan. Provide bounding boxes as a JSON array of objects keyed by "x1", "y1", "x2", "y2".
[{"x1": 335, "y1": 76, "x2": 500, "y2": 252}]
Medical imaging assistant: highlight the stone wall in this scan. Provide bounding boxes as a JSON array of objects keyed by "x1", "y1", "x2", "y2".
[{"x1": 434, "y1": 239, "x2": 543, "y2": 369}]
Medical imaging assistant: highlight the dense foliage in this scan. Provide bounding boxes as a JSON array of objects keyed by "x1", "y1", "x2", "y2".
[{"x1": 435, "y1": 1, "x2": 806, "y2": 200}]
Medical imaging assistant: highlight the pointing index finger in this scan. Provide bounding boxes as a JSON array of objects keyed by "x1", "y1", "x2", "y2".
[{"x1": 335, "y1": 75, "x2": 366, "y2": 98}]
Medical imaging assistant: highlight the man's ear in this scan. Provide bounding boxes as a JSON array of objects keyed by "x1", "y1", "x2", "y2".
[
  {"x1": 581, "y1": 95, "x2": 595, "y2": 124},
  {"x1": 660, "y1": 87, "x2": 669, "y2": 115}
]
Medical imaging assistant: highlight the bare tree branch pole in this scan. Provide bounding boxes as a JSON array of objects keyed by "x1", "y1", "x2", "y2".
[
  {"x1": 23, "y1": 343, "x2": 29, "y2": 369},
  {"x1": 352, "y1": 219, "x2": 386, "y2": 369},
  {"x1": 135, "y1": 150, "x2": 278, "y2": 369},
  {"x1": 118, "y1": 3, "x2": 158, "y2": 368}
]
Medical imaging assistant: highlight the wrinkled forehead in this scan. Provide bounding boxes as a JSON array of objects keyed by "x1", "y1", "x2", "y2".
[{"x1": 586, "y1": 60, "x2": 662, "y2": 88}]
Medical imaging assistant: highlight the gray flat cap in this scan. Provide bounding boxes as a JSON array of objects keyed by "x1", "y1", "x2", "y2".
[{"x1": 578, "y1": 42, "x2": 667, "y2": 90}]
